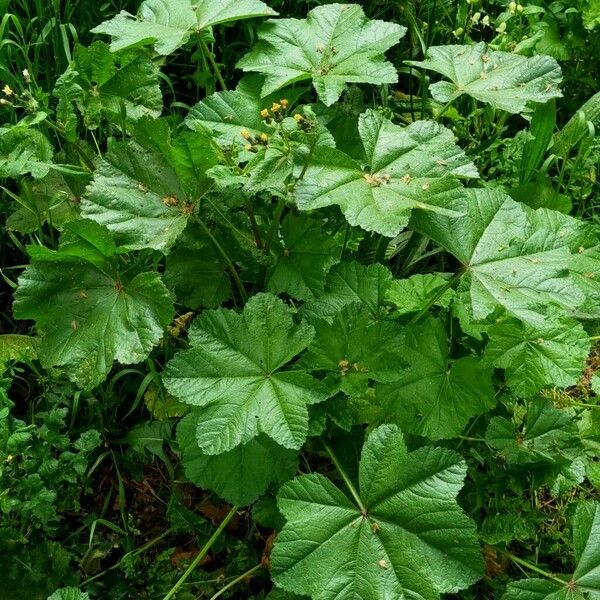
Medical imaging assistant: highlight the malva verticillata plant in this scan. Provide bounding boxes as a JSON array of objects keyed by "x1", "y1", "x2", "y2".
[{"x1": 1, "y1": 0, "x2": 600, "y2": 599}]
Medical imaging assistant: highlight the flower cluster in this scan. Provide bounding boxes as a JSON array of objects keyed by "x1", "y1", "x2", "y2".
[
  {"x1": 260, "y1": 99, "x2": 289, "y2": 123},
  {"x1": 240, "y1": 128, "x2": 269, "y2": 153}
]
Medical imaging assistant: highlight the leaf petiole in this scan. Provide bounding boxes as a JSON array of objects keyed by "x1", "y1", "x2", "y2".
[
  {"x1": 323, "y1": 441, "x2": 367, "y2": 514},
  {"x1": 500, "y1": 550, "x2": 569, "y2": 586},
  {"x1": 163, "y1": 505, "x2": 240, "y2": 600}
]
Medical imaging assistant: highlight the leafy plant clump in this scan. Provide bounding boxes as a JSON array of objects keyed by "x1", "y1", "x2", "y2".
[{"x1": 1, "y1": 0, "x2": 600, "y2": 599}]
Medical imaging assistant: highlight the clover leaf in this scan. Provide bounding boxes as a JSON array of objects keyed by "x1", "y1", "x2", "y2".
[{"x1": 271, "y1": 424, "x2": 483, "y2": 599}]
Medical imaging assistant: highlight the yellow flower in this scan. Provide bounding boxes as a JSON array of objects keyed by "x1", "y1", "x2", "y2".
[
  {"x1": 2, "y1": 84, "x2": 13, "y2": 96},
  {"x1": 280, "y1": 98, "x2": 289, "y2": 108},
  {"x1": 240, "y1": 129, "x2": 252, "y2": 140},
  {"x1": 260, "y1": 108, "x2": 270, "y2": 118},
  {"x1": 271, "y1": 102, "x2": 281, "y2": 112},
  {"x1": 259, "y1": 133, "x2": 269, "y2": 144}
]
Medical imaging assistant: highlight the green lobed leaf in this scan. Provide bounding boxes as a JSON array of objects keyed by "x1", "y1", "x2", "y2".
[
  {"x1": 177, "y1": 411, "x2": 298, "y2": 505},
  {"x1": 502, "y1": 502, "x2": 600, "y2": 599},
  {"x1": 301, "y1": 303, "x2": 404, "y2": 395},
  {"x1": 485, "y1": 313, "x2": 591, "y2": 397},
  {"x1": 53, "y1": 42, "x2": 162, "y2": 136},
  {"x1": 13, "y1": 220, "x2": 174, "y2": 389},
  {"x1": 271, "y1": 424, "x2": 483, "y2": 599},
  {"x1": 267, "y1": 214, "x2": 340, "y2": 301},
  {"x1": 377, "y1": 316, "x2": 496, "y2": 440},
  {"x1": 411, "y1": 187, "x2": 600, "y2": 326},
  {"x1": 0, "y1": 335, "x2": 37, "y2": 373},
  {"x1": 186, "y1": 75, "x2": 302, "y2": 149},
  {"x1": 81, "y1": 118, "x2": 219, "y2": 252},
  {"x1": 237, "y1": 4, "x2": 405, "y2": 106},
  {"x1": 408, "y1": 43, "x2": 562, "y2": 114},
  {"x1": 91, "y1": 0, "x2": 277, "y2": 56},
  {"x1": 6, "y1": 171, "x2": 82, "y2": 234},
  {"x1": 0, "y1": 127, "x2": 54, "y2": 180},
  {"x1": 164, "y1": 246, "x2": 231, "y2": 309},
  {"x1": 486, "y1": 399, "x2": 582, "y2": 466},
  {"x1": 296, "y1": 110, "x2": 478, "y2": 237},
  {"x1": 163, "y1": 293, "x2": 328, "y2": 454},
  {"x1": 384, "y1": 273, "x2": 454, "y2": 315},
  {"x1": 47, "y1": 588, "x2": 90, "y2": 600},
  {"x1": 302, "y1": 261, "x2": 393, "y2": 322}
]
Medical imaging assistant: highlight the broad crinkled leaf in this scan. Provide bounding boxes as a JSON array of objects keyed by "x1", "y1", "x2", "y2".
[
  {"x1": 485, "y1": 313, "x2": 591, "y2": 397},
  {"x1": 81, "y1": 118, "x2": 219, "y2": 252},
  {"x1": 271, "y1": 424, "x2": 483, "y2": 599},
  {"x1": 237, "y1": 4, "x2": 406, "y2": 106},
  {"x1": 583, "y1": 0, "x2": 600, "y2": 30},
  {"x1": 503, "y1": 502, "x2": 600, "y2": 600},
  {"x1": 48, "y1": 589, "x2": 90, "y2": 600},
  {"x1": 177, "y1": 411, "x2": 297, "y2": 505},
  {"x1": 13, "y1": 220, "x2": 174, "y2": 389},
  {"x1": 0, "y1": 127, "x2": 54, "y2": 180},
  {"x1": 296, "y1": 110, "x2": 478, "y2": 237},
  {"x1": 54, "y1": 42, "x2": 162, "y2": 136},
  {"x1": 377, "y1": 316, "x2": 495, "y2": 440},
  {"x1": 0, "y1": 335, "x2": 37, "y2": 373},
  {"x1": 486, "y1": 399, "x2": 581, "y2": 466},
  {"x1": 302, "y1": 261, "x2": 393, "y2": 322},
  {"x1": 186, "y1": 75, "x2": 303, "y2": 149},
  {"x1": 385, "y1": 273, "x2": 454, "y2": 315},
  {"x1": 91, "y1": 0, "x2": 276, "y2": 55},
  {"x1": 164, "y1": 245, "x2": 231, "y2": 309},
  {"x1": 6, "y1": 171, "x2": 81, "y2": 234},
  {"x1": 408, "y1": 43, "x2": 562, "y2": 114},
  {"x1": 301, "y1": 303, "x2": 404, "y2": 395},
  {"x1": 163, "y1": 293, "x2": 327, "y2": 454},
  {"x1": 411, "y1": 187, "x2": 600, "y2": 326},
  {"x1": 267, "y1": 214, "x2": 340, "y2": 300}
]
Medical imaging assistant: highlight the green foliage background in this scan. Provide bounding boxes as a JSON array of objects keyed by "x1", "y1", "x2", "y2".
[{"x1": 0, "y1": 0, "x2": 599, "y2": 599}]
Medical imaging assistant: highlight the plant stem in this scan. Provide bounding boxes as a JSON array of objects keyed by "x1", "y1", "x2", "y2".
[
  {"x1": 81, "y1": 527, "x2": 174, "y2": 585},
  {"x1": 374, "y1": 234, "x2": 389, "y2": 263},
  {"x1": 407, "y1": 269, "x2": 464, "y2": 326},
  {"x1": 435, "y1": 99, "x2": 455, "y2": 121},
  {"x1": 45, "y1": 119, "x2": 96, "y2": 172},
  {"x1": 199, "y1": 37, "x2": 227, "y2": 91},
  {"x1": 263, "y1": 197, "x2": 286, "y2": 257},
  {"x1": 163, "y1": 505, "x2": 240, "y2": 600},
  {"x1": 500, "y1": 550, "x2": 568, "y2": 586},
  {"x1": 208, "y1": 563, "x2": 262, "y2": 600},
  {"x1": 340, "y1": 222, "x2": 350, "y2": 261},
  {"x1": 323, "y1": 441, "x2": 367, "y2": 514},
  {"x1": 245, "y1": 201, "x2": 263, "y2": 249},
  {"x1": 194, "y1": 216, "x2": 248, "y2": 303}
]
